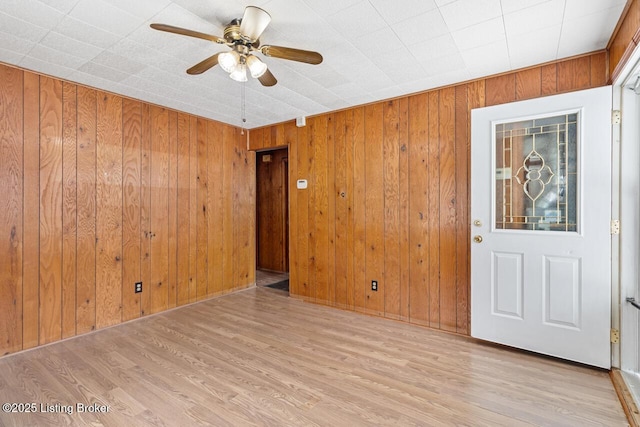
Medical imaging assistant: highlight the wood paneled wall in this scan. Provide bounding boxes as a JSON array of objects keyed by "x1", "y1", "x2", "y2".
[
  {"x1": 256, "y1": 148, "x2": 289, "y2": 272},
  {"x1": 248, "y1": 51, "x2": 608, "y2": 335},
  {"x1": 609, "y1": 0, "x2": 640, "y2": 81},
  {"x1": 0, "y1": 63, "x2": 256, "y2": 356}
]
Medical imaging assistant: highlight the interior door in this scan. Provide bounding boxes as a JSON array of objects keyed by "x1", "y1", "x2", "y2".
[
  {"x1": 256, "y1": 148, "x2": 289, "y2": 272},
  {"x1": 470, "y1": 86, "x2": 612, "y2": 368}
]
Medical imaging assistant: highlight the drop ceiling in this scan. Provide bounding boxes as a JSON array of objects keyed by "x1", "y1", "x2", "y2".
[{"x1": 0, "y1": 0, "x2": 627, "y2": 128}]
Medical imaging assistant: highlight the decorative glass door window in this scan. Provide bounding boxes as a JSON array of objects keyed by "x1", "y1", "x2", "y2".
[{"x1": 494, "y1": 113, "x2": 578, "y2": 232}]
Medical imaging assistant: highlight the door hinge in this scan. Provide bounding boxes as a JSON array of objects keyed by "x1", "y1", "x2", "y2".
[
  {"x1": 611, "y1": 328, "x2": 620, "y2": 344},
  {"x1": 611, "y1": 219, "x2": 620, "y2": 235},
  {"x1": 612, "y1": 110, "x2": 621, "y2": 125}
]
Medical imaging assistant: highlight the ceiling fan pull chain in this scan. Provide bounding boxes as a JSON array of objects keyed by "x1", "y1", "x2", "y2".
[{"x1": 241, "y1": 80, "x2": 247, "y2": 134}]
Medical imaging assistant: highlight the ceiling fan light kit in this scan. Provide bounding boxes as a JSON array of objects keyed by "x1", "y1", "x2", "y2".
[
  {"x1": 229, "y1": 63, "x2": 248, "y2": 82},
  {"x1": 246, "y1": 55, "x2": 268, "y2": 78},
  {"x1": 218, "y1": 50, "x2": 240, "y2": 73},
  {"x1": 150, "y1": 6, "x2": 323, "y2": 87}
]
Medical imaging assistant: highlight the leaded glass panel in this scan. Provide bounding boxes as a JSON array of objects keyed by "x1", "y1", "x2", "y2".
[{"x1": 495, "y1": 113, "x2": 578, "y2": 232}]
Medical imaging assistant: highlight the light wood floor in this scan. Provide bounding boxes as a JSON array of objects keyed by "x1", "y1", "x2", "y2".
[
  {"x1": 0, "y1": 286, "x2": 627, "y2": 426},
  {"x1": 255, "y1": 269, "x2": 289, "y2": 287}
]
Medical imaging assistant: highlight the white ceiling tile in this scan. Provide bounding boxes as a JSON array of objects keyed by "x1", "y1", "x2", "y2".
[
  {"x1": 19, "y1": 56, "x2": 75, "y2": 79},
  {"x1": 328, "y1": 1, "x2": 387, "y2": 39},
  {"x1": 507, "y1": 25, "x2": 561, "y2": 69},
  {"x1": 27, "y1": 44, "x2": 88, "y2": 69},
  {"x1": 557, "y1": 6, "x2": 622, "y2": 58},
  {"x1": 261, "y1": 0, "x2": 315, "y2": 26},
  {"x1": 264, "y1": 27, "x2": 342, "y2": 54},
  {"x1": 330, "y1": 81, "x2": 370, "y2": 97},
  {"x1": 503, "y1": 0, "x2": 565, "y2": 37},
  {"x1": 301, "y1": 0, "x2": 361, "y2": 17},
  {"x1": 1, "y1": 0, "x2": 65, "y2": 29},
  {"x1": 343, "y1": 93, "x2": 376, "y2": 106},
  {"x1": 423, "y1": 68, "x2": 471, "y2": 88},
  {"x1": 36, "y1": 0, "x2": 81, "y2": 14},
  {"x1": 409, "y1": 33, "x2": 459, "y2": 61},
  {"x1": 322, "y1": 98, "x2": 350, "y2": 110},
  {"x1": 133, "y1": 4, "x2": 227, "y2": 65},
  {"x1": 78, "y1": 61, "x2": 130, "y2": 82},
  {"x1": 396, "y1": 75, "x2": 436, "y2": 93},
  {"x1": 120, "y1": 74, "x2": 157, "y2": 92},
  {"x1": 276, "y1": 87, "x2": 327, "y2": 110},
  {"x1": 120, "y1": 77, "x2": 207, "y2": 108},
  {"x1": 293, "y1": 80, "x2": 349, "y2": 104},
  {"x1": 370, "y1": 49, "x2": 428, "y2": 83},
  {"x1": 564, "y1": 0, "x2": 626, "y2": 19},
  {"x1": 115, "y1": 86, "x2": 150, "y2": 102},
  {"x1": 245, "y1": 90, "x2": 301, "y2": 115},
  {"x1": 392, "y1": 9, "x2": 449, "y2": 46},
  {"x1": 0, "y1": 48, "x2": 24, "y2": 65},
  {"x1": 0, "y1": 30, "x2": 36, "y2": 55},
  {"x1": 107, "y1": 39, "x2": 190, "y2": 74},
  {"x1": 103, "y1": 0, "x2": 172, "y2": 20},
  {"x1": 67, "y1": 71, "x2": 106, "y2": 90},
  {"x1": 460, "y1": 38, "x2": 511, "y2": 76},
  {"x1": 179, "y1": 0, "x2": 264, "y2": 30},
  {"x1": 381, "y1": 62, "x2": 429, "y2": 83},
  {"x1": 355, "y1": 27, "x2": 405, "y2": 58},
  {"x1": 421, "y1": 52, "x2": 466, "y2": 76},
  {"x1": 369, "y1": 0, "x2": 438, "y2": 25},
  {"x1": 435, "y1": 0, "x2": 457, "y2": 6},
  {"x1": 54, "y1": 15, "x2": 122, "y2": 49},
  {"x1": 40, "y1": 31, "x2": 104, "y2": 61},
  {"x1": 149, "y1": 3, "x2": 223, "y2": 33},
  {"x1": 134, "y1": 66, "x2": 185, "y2": 87},
  {"x1": 500, "y1": 0, "x2": 557, "y2": 15},
  {"x1": 370, "y1": 85, "x2": 404, "y2": 100},
  {"x1": 319, "y1": 44, "x2": 367, "y2": 68},
  {"x1": 359, "y1": 77, "x2": 397, "y2": 93},
  {"x1": 259, "y1": 2, "x2": 342, "y2": 52},
  {"x1": 452, "y1": 17, "x2": 504, "y2": 51},
  {"x1": 245, "y1": 103, "x2": 281, "y2": 121},
  {"x1": 156, "y1": 58, "x2": 194, "y2": 77},
  {"x1": 70, "y1": 0, "x2": 146, "y2": 37},
  {"x1": 91, "y1": 51, "x2": 147, "y2": 75},
  {"x1": 439, "y1": 0, "x2": 502, "y2": 31},
  {"x1": 0, "y1": 12, "x2": 49, "y2": 42},
  {"x1": 305, "y1": 66, "x2": 351, "y2": 89}
]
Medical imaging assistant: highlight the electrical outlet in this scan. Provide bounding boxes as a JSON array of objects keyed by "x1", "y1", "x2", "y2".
[
  {"x1": 371, "y1": 280, "x2": 378, "y2": 291},
  {"x1": 135, "y1": 282, "x2": 142, "y2": 293}
]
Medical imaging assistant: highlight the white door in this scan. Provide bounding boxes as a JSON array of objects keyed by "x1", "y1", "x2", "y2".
[{"x1": 471, "y1": 86, "x2": 612, "y2": 368}]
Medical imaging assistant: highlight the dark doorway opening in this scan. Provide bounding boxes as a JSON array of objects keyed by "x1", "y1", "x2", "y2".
[{"x1": 256, "y1": 147, "x2": 289, "y2": 291}]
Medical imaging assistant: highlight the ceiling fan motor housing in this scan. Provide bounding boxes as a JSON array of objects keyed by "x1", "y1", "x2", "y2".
[{"x1": 224, "y1": 21, "x2": 259, "y2": 48}]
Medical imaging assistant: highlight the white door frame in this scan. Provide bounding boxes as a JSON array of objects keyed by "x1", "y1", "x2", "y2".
[{"x1": 615, "y1": 45, "x2": 640, "y2": 373}]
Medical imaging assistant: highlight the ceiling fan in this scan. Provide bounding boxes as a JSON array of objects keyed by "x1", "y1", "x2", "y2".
[{"x1": 150, "y1": 6, "x2": 323, "y2": 87}]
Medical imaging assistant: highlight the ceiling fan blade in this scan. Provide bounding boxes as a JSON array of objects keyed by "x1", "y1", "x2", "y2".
[
  {"x1": 260, "y1": 45, "x2": 323, "y2": 65},
  {"x1": 150, "y1": 23, "x2": 224, "y2": 44},
  {"x1": 239, "y1": 6, "x2": 271, "y2": 41},
  {"x1": 187, "y1": 53, "x2": 221, "y2": 75},
  {"x1": 258, "y1": 68, "x2": 277, "y2": 87}
]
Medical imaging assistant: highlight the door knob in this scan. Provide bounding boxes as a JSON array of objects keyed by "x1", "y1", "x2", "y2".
[{"x1": 473, "y1": 235, "x2": 483, "y2": 243}]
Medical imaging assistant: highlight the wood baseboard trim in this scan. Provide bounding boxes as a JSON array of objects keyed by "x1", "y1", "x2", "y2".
[{"x1": 611, "y1": 368, "x2": 640, "y2": 427}]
